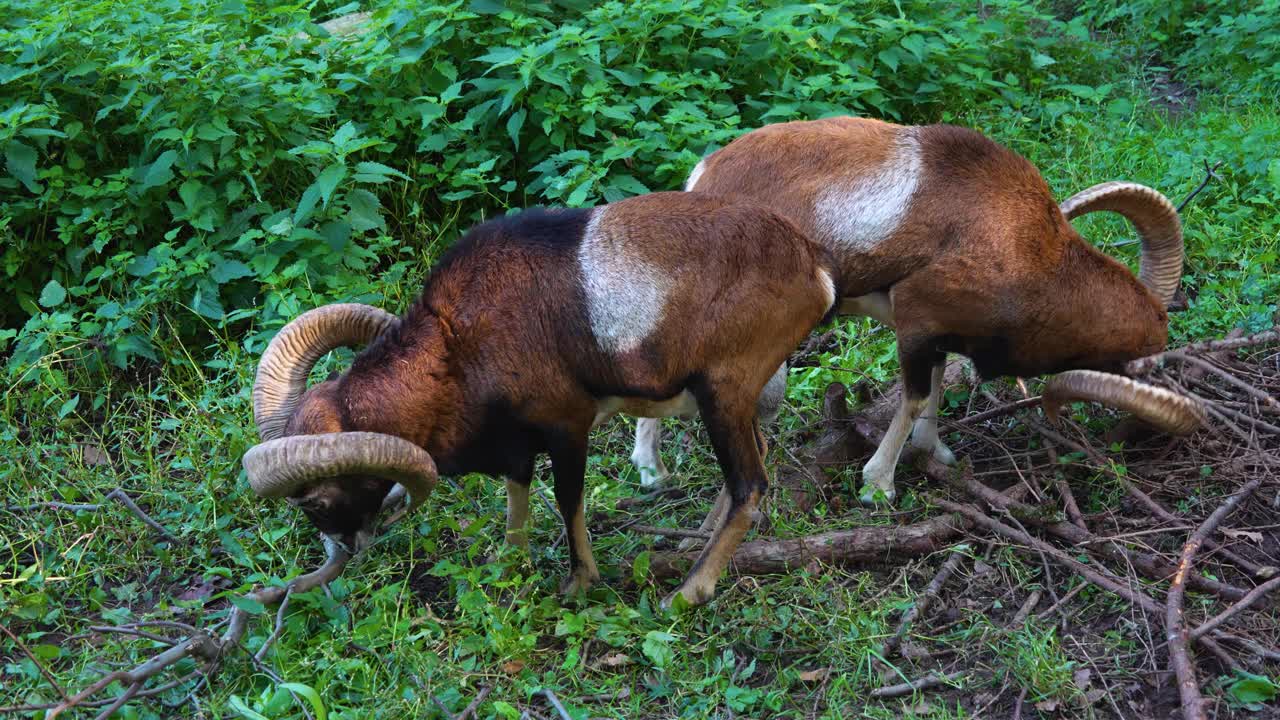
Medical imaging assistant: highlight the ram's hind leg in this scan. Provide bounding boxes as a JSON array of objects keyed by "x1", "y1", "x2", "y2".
[
  {"x1": 666, "y1": 387, "x2": 766, "y2": 608},
  {"x1": 548, "y1": 434, "x2": 600, "y2": 595},
  {"x1": 630, "y1": 418, "x2": 670, "y2": 487},
  {"x1": 677, "y1": 372, "x2": 780, "y2": 552}
]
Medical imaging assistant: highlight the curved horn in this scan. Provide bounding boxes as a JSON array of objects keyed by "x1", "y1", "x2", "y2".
[
  {"x1": 1042, "y1": 370, "x2": 1205, "y2": 435},
  {"x1": 252, "y1": 304, "x2": 398, "y2": 441},
  {"x1": 1060, "y1": 182, "x2": 1183, "y2": 307},
  {"x1": 243, "y1": 432, "x2": 437, "y2": 515}
]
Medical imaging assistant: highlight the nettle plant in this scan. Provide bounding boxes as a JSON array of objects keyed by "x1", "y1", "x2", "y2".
[{"x1": 3, "y1": 0, "x2": 1116, "y2": 378}]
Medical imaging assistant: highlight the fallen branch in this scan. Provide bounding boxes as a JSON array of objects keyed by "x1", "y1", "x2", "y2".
[
  {"x1": 0, "y1": 623, "x2": 69, "y2": 703},
  {"x1": 952, "y1": 468, "x2": 1249, "y2": 602},
  {"x1": 1167, "y1": 475, "x2": 1265, "y2": 720},
  {"x1": 1192, "y1": 576, "x2": 1280, "y2": 641},
  {"x1": 630, "y1": 525, "x2": 712, "y2": 540},
  {"x1": 1127, "y1": 328, "x2": 1279, "y2": 376},
  {"x1": 883, "y1": 548, "x2": 966, "y2": 655},
  {"x1": 869, "y1": 671, "x2": 964, "y2": 699},
  {"x1": 7, "y1": 488, "x2": 176, "y2": 542},
  {"x1": 1031, "y1": 418, "x2": 1269, "y2": 579},
  {"x1": 649, "y1": 514, "x2": 968, "y2": 580},
  {"x1": 44, "y1": 543, "x2": 350, "y2": 718}
]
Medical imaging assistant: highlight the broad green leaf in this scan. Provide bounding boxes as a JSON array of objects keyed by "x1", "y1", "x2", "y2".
[
  {"x1": 211, "y1": 259, "x2": 254, "y2": 284},
  {"x1": 316, "y1": 163, "x2": 347, "y2": 206},
  {"x1": 294, "y1": 182, "x2": 323, "y2": 227},
  {"x1": 507, "y1": 108, "x2": 527, "y2": 149},
  {"x1": 140, "y1": 150, "x2": 178, "y2": 190},
  {"x1": 346, "y1": 189, "x2": 385, "y2": 232},
  {"x1": 228, "y1": 696, "x2": 270, "y2": 720},
  {"x1": 278, "y1": 682, "x2": 328, "y2": 720},
  {"x1": 6, "y1": 141, "x2": 39, "y2": 193},
  {"x1": 354, "y1": 161, "x2": 408, "y2": 181},
  {"x1": 58, "y1": 395, "x2": 79, "y2": 419},
  {"x1": 1228, "y1": 673, "x2": 1279, "y2": 706},
  {"x1": 39, "y1": 279, "x2": 66, "y2": 308}
]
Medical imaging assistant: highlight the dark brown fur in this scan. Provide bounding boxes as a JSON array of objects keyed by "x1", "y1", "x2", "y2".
[{"x1": 279, "y1": 192, "x2": 837, "y2": 602}]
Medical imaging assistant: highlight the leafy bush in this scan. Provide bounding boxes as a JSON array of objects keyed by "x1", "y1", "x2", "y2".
[
  {"x1": 1080, "y1": 0, "x2": 1280, "y2": 93},
  {"x1": 2, "y1": 0, "x2": 1118, "y2": 376}
]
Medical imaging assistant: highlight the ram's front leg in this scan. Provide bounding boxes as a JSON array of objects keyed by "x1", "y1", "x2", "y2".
[
  {"x1": 909, "y1": 359, "x2": 957, "y2": 466},
  {"x1": 860, "y1": 337, "x2": 939, "y2": 505}
]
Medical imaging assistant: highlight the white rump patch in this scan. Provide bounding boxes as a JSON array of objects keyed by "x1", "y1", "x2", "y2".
[
  {"x1": 813, "y1": 130, "x2": 922, "y2": 251},
  {"x1": 684, "y1": 158, "x2": 707, "y2": 191},
  {"x1": 578, "y1": 206, "x2": 673, "y2": 355}
]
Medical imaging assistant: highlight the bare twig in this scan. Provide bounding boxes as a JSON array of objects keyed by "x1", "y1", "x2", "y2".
[
  {"x1": 458, "y1": 686, "x2": 493, "y2": 720},
  {"x1": 959, "y1": 396, "x2": 1043, "y2": 425},
  {"x1": 884, "y1": 548, "x2": 966, "y2": 655},
  {"x1": 1168, "y1": 476, "x2": 1265, "y2": 720},
  {"x1": 1192, "y1": 576, "x2": 1280, "y2": 641},
  {"x1": 1176, "y1": 160, "x2": 1224, "y2": 214},
  {"x1": 537, "y1": 690, "x2": 573, "y2": 720},
  {"x1": 0, "y1": 623, "x2": 69, "y2": 702},
  {"x1": 869, "y1": 671, "x2": 964, "y2": 699},
  {"x1": 47, "y1": 542, "x2": 350, "y2": 718},
  {"x1": 1127, "y1": 328, "x2": 1279, "y2": 375},
  {"x1": 630, "y1": 525, "x2": 712, "y2": 540},
  {"x1": 6, "y1": 489, "x2": 176, "y2": 542}
]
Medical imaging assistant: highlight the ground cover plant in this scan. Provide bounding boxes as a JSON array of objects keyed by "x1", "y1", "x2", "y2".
[{"x1": 2, "y1": 0, "x2": 1279, "y2": 718}]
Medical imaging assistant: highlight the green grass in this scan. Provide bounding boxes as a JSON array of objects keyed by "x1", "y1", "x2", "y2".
[{"x1": 4, "y1": 0, "x2": 1280, "y2": 718}]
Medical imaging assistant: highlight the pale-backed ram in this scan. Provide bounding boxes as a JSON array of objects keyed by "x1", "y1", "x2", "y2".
[{"x1": 630, "y1": 116, "x2": 1203, "y2": 504}]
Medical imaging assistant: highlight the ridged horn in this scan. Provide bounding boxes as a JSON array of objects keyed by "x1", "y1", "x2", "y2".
[
  {"x1": 1043, "y1": 370, "x2": 1205, "y2": 435},
  {"x1": 1060, "y1": 181, "x2": 1184, "y2": 307},
  {"x1": 243, "y1": 432, "x2": 437, "y2": 515},
  {"x1": 252, "y1": 304, "x2": 398, "y2": 441}
]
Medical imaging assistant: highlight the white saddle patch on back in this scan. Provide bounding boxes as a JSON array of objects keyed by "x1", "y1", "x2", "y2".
[
  {"x1": 578, "y1": 206, "x2": 673, "y2": 355},
  {"x1": 813, "y1": 129, "x2": 922, "y2": 252},
  {"x1": 684, "y1": 158, "x2": 707, "y2": 191}
]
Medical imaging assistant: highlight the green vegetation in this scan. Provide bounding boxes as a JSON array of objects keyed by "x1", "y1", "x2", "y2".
[{"x1": 3, "y1": 0, "x2": 1278, "y2": 718}]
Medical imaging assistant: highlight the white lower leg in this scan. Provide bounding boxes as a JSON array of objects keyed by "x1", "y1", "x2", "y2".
[
  {"x1": 861, "y1": 395, "x2": 927, "y2": 504},
  {"x1": 630, "y1": 418, "x2": 670, "y2": 487},
  {"x1": 910, "y1": 363, "x2": 956, "y2": 465}
]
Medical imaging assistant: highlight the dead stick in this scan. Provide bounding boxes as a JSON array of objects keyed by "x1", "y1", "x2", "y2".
[
  {"x1": 630, "y1": 525, "x2": 712, "y2": 540},
  {"x1": 49, "y1": 543, "x2": 350, "y2": 718},
  {"x1": 1178, "y1": 355, "x2": 1280, "y2": 409},
  {"x1": 649, "y1": 514, "x2": 968, "y2": 579},
  {"x1": 1176, "y1": 159, "x2": 1223, "y2": 213},
  {"x1": 538, "y1": 690, "x2": 573, "y2": 720},
  {"x1": 1168, "y1": 476, "x2": 1265, "y2": 720},
  {"x1": 1192, "y1": 576, "x2": 1280, "y2": 641},
  {"x1": 936, "y1": 499, "x2": 1164, "y2": 614},
  {"x1": 959, "y1": 396, "x2": 1043, "y2": 425},
  {"x1": 1031, "y1": 418, "x2": 1267, "y2": 577},
  {"x1": 0, "y1": 623, "x2": 69, "y2": 702},
  {"x1": 953, "y1": 470, "x2": 1248, "y2": 602},
  {"x1": 869, "y1": 671, "x2": 964, "y2": 699},
  {"x1": 884, "y1": 548, "x2": 965, "y2": 655},
  {"x1": 1128, "y1": 328, "x2": 1279, "y2": 375},
  {"x1": 458, "y1": 686, "x2": 493, "y2": 720}
]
